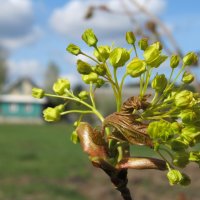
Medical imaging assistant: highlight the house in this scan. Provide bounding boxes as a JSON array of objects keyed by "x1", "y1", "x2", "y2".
[{"x1": 0, "y1": 78, "x2": 46, "y2": 123}]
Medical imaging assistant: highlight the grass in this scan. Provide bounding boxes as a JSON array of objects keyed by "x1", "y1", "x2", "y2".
[
  {"x1": 0, "y1": 123, "x2": 89, "y2": 200},
  {"x1": 0, "y1": 123, "x2": 199, "y2": 200},
  {"x1": 0, "y1": 123, "x2": 155, "y2": 200}
]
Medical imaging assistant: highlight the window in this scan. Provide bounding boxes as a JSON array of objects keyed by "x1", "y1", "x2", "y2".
[
  {"x1": 10, "y1": 103, "x2": 18, "y2": 113},
  {"x1": 25, "y1": 104, "x2": 33, "y2": 113}
]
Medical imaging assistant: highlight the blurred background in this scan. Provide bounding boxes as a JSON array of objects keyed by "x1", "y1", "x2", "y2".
[{"x1": 0, "y1": 0, "x2": 200, "y2": 199}]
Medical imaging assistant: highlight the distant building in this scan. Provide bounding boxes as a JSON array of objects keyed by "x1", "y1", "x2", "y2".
[{"x1": 0, "y1": 78, "x2": 46, "y2": 123}]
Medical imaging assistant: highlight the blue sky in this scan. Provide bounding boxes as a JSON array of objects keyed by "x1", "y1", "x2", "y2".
[{"x1": 1, "y1": 0, "x2": 200, "y2": 87}]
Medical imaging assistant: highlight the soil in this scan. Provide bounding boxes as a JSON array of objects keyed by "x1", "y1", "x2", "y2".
[{"x1": 69, "y1": 163, "x2": 200, "y2": 200}]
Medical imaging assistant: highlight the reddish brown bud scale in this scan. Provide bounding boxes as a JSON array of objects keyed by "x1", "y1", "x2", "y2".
[
  {"x1": 103, "y1": 96, "x2": 153, "y2": 147},
  {"x1": 117, "y1": 157, "x2": 167, "y2": 170},
  {"x1": 76, "y1": 122, "x2": 108, "y2": 159}
]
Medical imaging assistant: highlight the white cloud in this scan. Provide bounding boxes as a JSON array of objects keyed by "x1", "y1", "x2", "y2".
[
  {"x1": 1, "y1": 26, "x2": 43, "y2": 50},
  {"x1": 7, "y1": 59, "x2": 44, "y2": 85},
  {"x1": 0, "y1": 0, "x2": 43, "y2": 50},
  {"x1": 49, "y1": 0, "x2": 166, "y2": 43}
]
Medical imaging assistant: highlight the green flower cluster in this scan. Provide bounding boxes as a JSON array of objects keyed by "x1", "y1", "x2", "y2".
[
  {"x1": 146, "y1": 88, "x2": 200, "y2": 184},
  {"x1": 32, "y1": 29, "x2": 200, "y2": 187}
]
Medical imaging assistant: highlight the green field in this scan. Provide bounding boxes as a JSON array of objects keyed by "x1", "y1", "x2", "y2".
[
  {"x1": 0, "y1": 124, "x2": 89, "y2": 200},
  {"x1": 0, "y1": 124, "x2": 199, "y2": 200},
  {"x1": 0, "y1": 123, "x2": 157, "y2": 200}
]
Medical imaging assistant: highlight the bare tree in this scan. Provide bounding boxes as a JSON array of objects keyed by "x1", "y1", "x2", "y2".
[
  {"x1": 0, "y1": 47, "x2": 8, "y2": 92},
  {"x1": 84, "y1": 0, "x2": 200, "y2": 90}
]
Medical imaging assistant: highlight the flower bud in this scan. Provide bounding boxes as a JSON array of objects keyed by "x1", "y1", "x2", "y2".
[
  {"x1": 82, "y1": 29, "x2": 98, "y2": 47},
  {"x1": 77, "y1": 60, "x2": 92, "y2": 75},
  {"x1": 138, "y1": 38, "x2": 148, "y2": 51},
  {"x1": 53, "y1": 78, "x2": 70, "y2": 95},
  {"x1": 55, "y1": 104, "x2": 65, "y2": 112},
  {"x1": 71, "y1": 131, "x2": 79, "y2": 144},
  {"x1": 179, "y1": 109, "x2": 197, "y2": 124},
  {"x1": 126, "y1": 57, "x2": 146, "y2": 77},
  {"x1": 144, "y1": 45, "x2": 159, "y2": 62},
  {"x1": 96, "y1": 78, "x2": 105, "y2": 88},
  {"x1": 151, "y1": 74, "x2": 167, "y2": 92},
  {"x1": 73, "y1": 121, "x2": 78, "y2": 127},
  {"x1": 32, "y1": 88, "x2": 45, "y2": 99},
  {"x1": 78, "y1": 91, "x2": 89, "y2": 100},
  {"x1": 183, "y1": 52, "x2": 198, "y2": 66},
  {"x1": 125, "y1": 31, "x2": 136, "y2": 45},
  {"x1": 95, "y1": 64, "x2": 107, "y2": 76},
  {"x1": 82, "y1": 72, "x2": 98, "y2": 84},
  {"x1": 173, "y1": 153, "x2": 189, "y2": 168},
  {"x1": 152, "y1": 41, "x2": 162, "y2": 50},
  {"x1": 109, "y1": 48, "x2": 130, "y2": 68},
  {"x1": 66, "y1": 44, "x2": 81, "y2": 55},
  {"x1": 182, "y1": 71, "x2": 194, "y2": 84},
  {"x1": 94, "y1": 46, "x2": 110, "y2": 62},
  {"x1": 174, "y1": 90, "x2": 193, "y2": 108},
  {"x1": 43, "y1": 107, "x2": 60, "y2": 122},
  {"x1": 167, "y1": 169, "x2": 184, "y2": 185},
  {"x1": 181, "y1": 126, "x2": 200, "y2": 146},
  {"x1": 170, "y1": 54, "x2": 180, "y2": 68},
  {"x1": 143, "y1": 44, "x2": 167, "y2": 68},
  {"x1": 147, "y1": 120, "x2": 174, "y2": 142}
]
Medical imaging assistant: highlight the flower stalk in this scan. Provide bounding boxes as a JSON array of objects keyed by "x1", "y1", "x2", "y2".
[{"x1": 33, "y1": 29, "x2": 200, "y2": 200}]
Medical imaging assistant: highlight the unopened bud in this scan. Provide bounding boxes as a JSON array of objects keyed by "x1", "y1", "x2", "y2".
[
  {"x1": 170, "y1": 54, "x2": 180, "y2": 68},
  {"x1": 147, "y1": 120, "x2": 174, "y2": 142},
  {"x1": 94, "y1": 46, "x2": 110, "y2": 62},
  {"x1": 144, "y1": 45, "x2": 167, "y2": 68},
  {"x1": 109, "y1": 48, "x2": 130, "y2": 68},
  {"x1": 152, "y1": 41, "x2": 162, "y2": 50},
  {"x1": 181, "y1": 126, "x2": 200, "y2": 146},
  {"x1": 43, "y1": 107, "x2": 61, "y2": 122},
  {"x1": 167, "y1": 169, "x2": 184, "y2": 185},
  {"x1": 78, "y1": 91, "x2": 89, "y2": 100},
  {"x1": 182, "y1": 71, "x2": 194, "y2": 84},
  {"x1": 179, "y1": 109, "x2": 197, "y2": 124},
  {"x1": 55, "y1": 104, "x2": 65, "y2": 112},
  {"x1": 151, "y1": 74, "x2": 167, "y2": 92},
  {"x1": 32, "y1": 88, "x2": 45, "y2": 99},
  {"x1": 96, "y1": 78, "x2": 105, "y2": 88},
  {"x1": 82, "y1": 72, "x2": 98, "y2": 84},
  {"x1": 126, "y1": 57, "x2": 146, "y2": 77},
  {"x1": 82, "y1": 29, "x2": 98, "y2": 47},
  {"x1": 174, "y1": 90, "x2": 193, "y2": 108},
  {"x1": 71, "y1": 131, "x2": 79, "y2": 144},
  {"x1": 66, "y1": 44, "x2": 81, "y2": 55},
  {"x1": 138, "y1": 38, "x2": 148, "y2": 51},
  {"x1": 53, "y1": 78, "x2": 70, "y2": 95},
  {"x1": 77, "y1": 60, "x2": 92, "y2": 75},
  {"x1": 125, "y1": 31, "x2": 136, "y2": 45},
  {"x1": 183, "y1": 52, "x2": 198, "y2": 66},
  {"x1": 95, "y1": 64, "x2": 107, "y2": 76}
]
